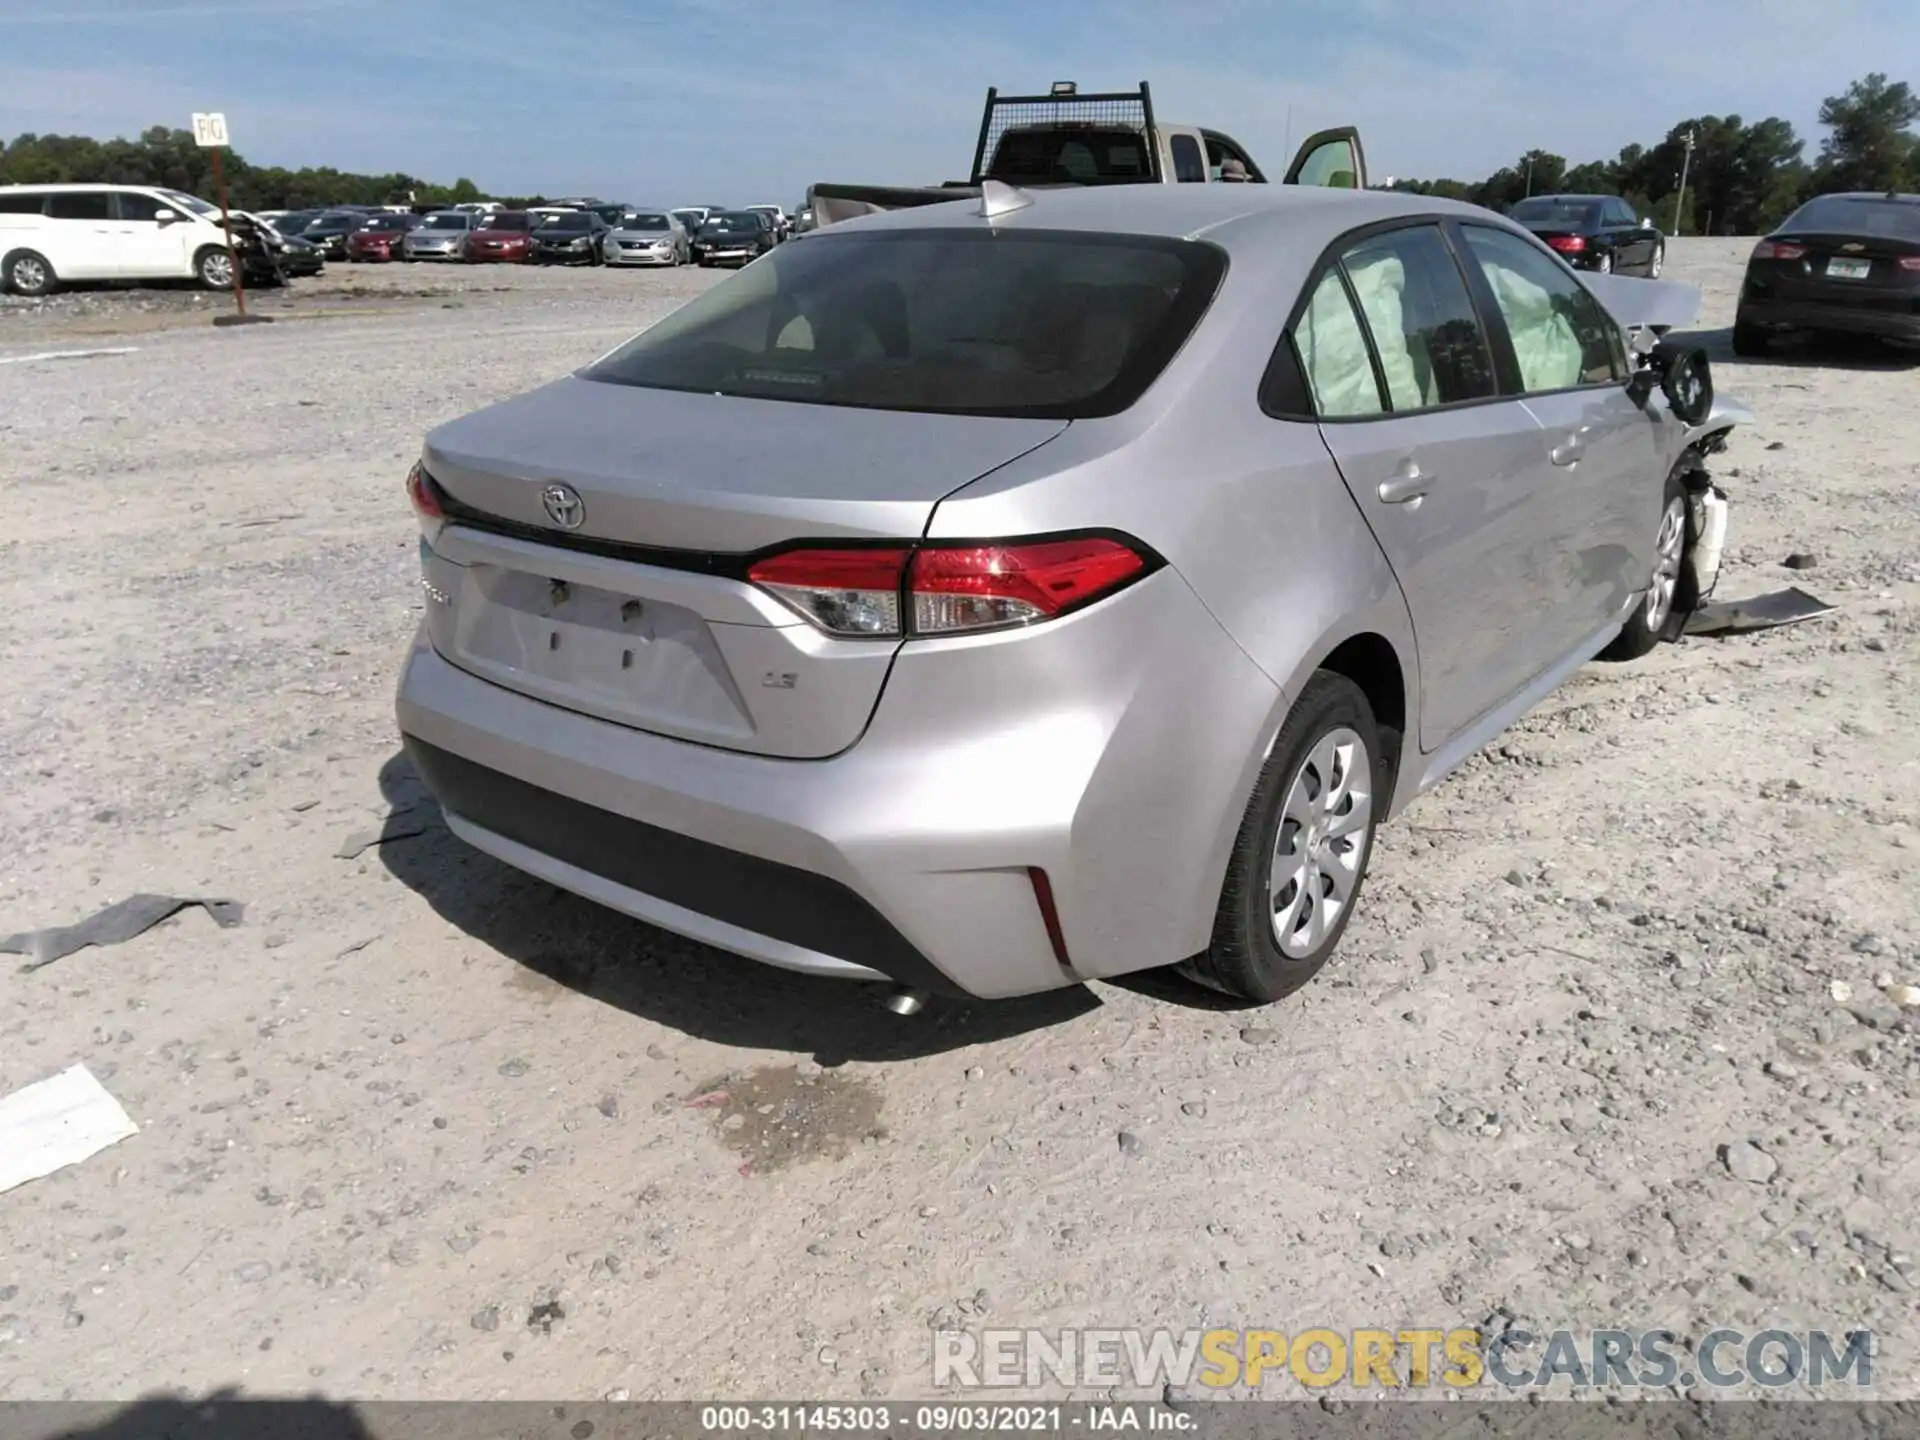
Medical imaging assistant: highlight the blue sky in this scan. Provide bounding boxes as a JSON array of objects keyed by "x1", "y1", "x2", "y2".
[{"x1": 1, "y1": 0, "x2": 1915, "y2": 205}]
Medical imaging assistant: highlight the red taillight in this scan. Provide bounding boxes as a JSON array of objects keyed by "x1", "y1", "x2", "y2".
[
  {"x1": 1752, "y1": 240, "x2": 1806, "y2": 261},
  {"x1": 908, "y1": 537, "x2": 1147, "y2": 634},
  {"x1": 746, "y1": 535, "x2": 1152, "y2": 638},
  {"x1": 1545, "y1": 235, "x2": 1586, "y2": 254},
  {"x1": 1900, "y1": 256, "x2": 1920, "y2": 272},
  {"x1": 747, "y1": 547, "x2": 909, "y2": 636},
  {"x1": 405, "y1": 461, "x2": 444, "y2": 519}
]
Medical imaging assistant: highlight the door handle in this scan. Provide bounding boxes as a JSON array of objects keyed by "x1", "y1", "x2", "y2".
[
  {"x1": 1549, "y1": 434, "x2": 1585, "y2": 467},
  {"x1": 1376, "y1": 462, "x2": 1431, "y2": 505}
]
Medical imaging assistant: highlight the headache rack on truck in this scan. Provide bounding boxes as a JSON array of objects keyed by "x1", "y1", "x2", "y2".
[{"x1": 970, "y1": 81, "x2": 1162, "y2": 185}]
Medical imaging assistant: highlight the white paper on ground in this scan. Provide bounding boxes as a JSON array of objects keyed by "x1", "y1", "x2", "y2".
[{"x1": 0, "y1": 1064, "x2": 139, "y2": 1195}]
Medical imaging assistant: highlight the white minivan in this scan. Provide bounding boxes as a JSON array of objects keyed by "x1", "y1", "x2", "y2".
[{"x1": 0, "y1": 182, "x2": 247, "y2": 296}]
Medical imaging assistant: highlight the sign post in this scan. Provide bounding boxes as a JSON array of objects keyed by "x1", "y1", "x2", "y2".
[{"x1": 191, "y1": 112, "x2": 268, "y2": 327}]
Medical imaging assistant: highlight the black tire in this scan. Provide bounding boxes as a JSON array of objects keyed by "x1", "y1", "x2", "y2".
[
  {"x1": 1184, "y1": 673, "x2": 1382, "y2": 1003},
  {"x1": 1731, "y1": 317, "x2": 1768, "y2": 357},
  {"x1": 1600, "y1": 459, "x2": 1692, "y2": 662},
  {"x1": 4, "y1": 249, "x2": 57, "y2": 297},
  {"x1": 193, "y1": 246, "x2": 233, "y2": 290}
]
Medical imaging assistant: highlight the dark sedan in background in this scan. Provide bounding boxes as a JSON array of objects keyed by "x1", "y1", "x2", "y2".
[
  {"x1": 531, "y1": 210, "x2": 610, "y2": 265},
  {"x1": 691, "y1": 210, "x2": 774, "y2": 266},
  {"x1": 1508, "y1": 194, "x2": 1665, "y2": 276},
  {"x1": 1734, "y1": 191, "x2": 1920, "y2": 355},
  {"x1": 301, "y1": 210, "x2": 367, "y2": 261}
]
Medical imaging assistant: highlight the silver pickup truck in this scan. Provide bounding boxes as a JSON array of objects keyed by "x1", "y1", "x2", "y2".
[{"x1": 808, "y1": 81, "x2": 1369, "y2": 228}]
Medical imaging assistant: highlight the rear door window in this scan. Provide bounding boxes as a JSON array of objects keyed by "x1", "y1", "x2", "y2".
[
  {"x1": 1460, "y1": 224, "x2": 1622, "y2": 392},
  {"x1": 1291, "y1": 270, "x2": 1384, "y2": 418},
  {"x1": 47, "y1": 191, "x2": 112, "y2": 221},
  {"x1": 0, "y1": 193, "x2": 46, "y2": 215},
  {"x1": 1332, "y1": 225, "x2": 1497, "y2": 411},
  {"x1": 1170, "y1": 134, "x2": 1206, "y2": 183}
]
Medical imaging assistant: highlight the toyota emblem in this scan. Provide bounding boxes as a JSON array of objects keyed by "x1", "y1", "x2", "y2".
[{"x1": 541, "y1": 482, "x2": 585, "y2": 530}]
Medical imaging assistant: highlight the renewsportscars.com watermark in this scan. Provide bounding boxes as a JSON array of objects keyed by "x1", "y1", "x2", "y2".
[{"x1": 933, "y1": 1327, "x2": 1875, "y2": 1392}]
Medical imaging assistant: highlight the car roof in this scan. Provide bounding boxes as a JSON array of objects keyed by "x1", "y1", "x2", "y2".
[
  {"x1": 1799, "y1": 190, "x2": 1920, "y2": 204},
  {"x1": 1521, "y1": 193, "x2": 1610, "y2": 202},
  {"x1": 824, "y1": 183, "x2": 1498, "y2": 254},
  {"x1": 0, "y1": 181, "x2": 173, "y2": 192}
]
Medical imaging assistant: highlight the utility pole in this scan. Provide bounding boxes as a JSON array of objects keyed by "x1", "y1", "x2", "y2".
[
  {"x1": 1671, "y1": 129, "x2": 1695, "y2": 237},
  {"x1": 1525, "y1": 155, "x2": 1534, "y2": 197}
]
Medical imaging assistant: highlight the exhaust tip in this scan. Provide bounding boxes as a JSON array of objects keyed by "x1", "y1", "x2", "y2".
[{"x1": 881, "y1": 986, "x2": 928, "y2": 1017}]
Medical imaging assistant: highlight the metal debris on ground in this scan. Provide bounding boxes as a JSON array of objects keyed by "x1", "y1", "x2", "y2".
[
  {"x1": 3, "y1": 893, "x2": 245, "y2": 972},
  {"x1": 0, "y1": 1064, "x2": 139, "y2": 1194},
  {"x1": 334, "y1": 822, "x2": 433, "y2": 859},
  {"x1": 1684, "y1": 587, "x2": 1834, "y2": 638}
]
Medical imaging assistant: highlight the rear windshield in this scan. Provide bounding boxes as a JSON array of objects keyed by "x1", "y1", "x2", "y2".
[
  {"x1": 582, "y1": 229, "x2": 1225, "y2": 420},
  {"x1": 987, "y1": 128, "x2": 1152, "y2": 183},
  {"x1": 1510, "y1": 198, "x2": 1600, "y2": 227},
  {"x1": 1779, "y1": 195, "x2": 1920, "y2": 240},
  {"x1": 421, "y1": 213, "x2": 469, "y2": 230}
]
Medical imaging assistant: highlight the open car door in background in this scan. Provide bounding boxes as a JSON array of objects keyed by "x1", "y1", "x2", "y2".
[{"x1": 1284, "y1": 127, "x2": 1367, "y2": 189}]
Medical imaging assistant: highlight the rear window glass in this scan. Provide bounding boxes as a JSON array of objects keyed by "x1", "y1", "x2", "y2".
[
  {"x1": 988, "y1": 128, "x2": 1151, "y2": 183},
  {"x1": 1779, "y1": 196, "x2": 1920, "y2": 240},
  {"x1": 582, "y1": 229, "x2": 1226, "y2": 419},
  {"x1": 1509, "y1": 198, "x2": 1601, "y2": 227},
  {"x1": 0, "y1": 193, "x2": 45, "y2": 214}
]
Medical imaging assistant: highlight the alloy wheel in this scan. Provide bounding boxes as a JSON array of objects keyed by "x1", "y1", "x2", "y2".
[
  {"x1": 1644, "y1": 496, "x2": 1687, "y2": 631},
  {"x1": 201, "y1": 250, "x2": 233, "y2": 288},
  {"x1": 11, "y1": 255, "x2": 49, "y2": 294},
  {"x1": 1269, "y1": 726, "x2": 1373, "y2": 959}
]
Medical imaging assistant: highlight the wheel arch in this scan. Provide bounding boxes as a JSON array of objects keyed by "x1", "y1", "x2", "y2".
[{"x1": 1191, "y1": 603, "x2": 1422, "y2": 957}]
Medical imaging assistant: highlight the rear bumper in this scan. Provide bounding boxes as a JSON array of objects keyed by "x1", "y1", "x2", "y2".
[
  {"x1": 394, "y1": 567, "x2": 1281, "y2": 1000},
  {"x1": 1738, "y1": 294, "x2": 1920, "y2": 341}
]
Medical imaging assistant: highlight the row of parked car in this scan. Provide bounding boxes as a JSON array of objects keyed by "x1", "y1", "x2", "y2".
[{"x1": 260, "y1": 198, "x2": 814, "y2": 270}]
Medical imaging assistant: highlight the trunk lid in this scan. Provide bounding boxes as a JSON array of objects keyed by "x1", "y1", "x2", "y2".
[
  {"x1": 1765, "y1": 230, "x2": 1920, "y2": 301},
  {"x1": 419, "y1": 375, "x2": 1068, "y2": 758}
]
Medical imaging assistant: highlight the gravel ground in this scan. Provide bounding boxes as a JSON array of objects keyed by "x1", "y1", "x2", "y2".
[{"x1": 1, "y1": 242, "x2": 1917, "y2": 1406}]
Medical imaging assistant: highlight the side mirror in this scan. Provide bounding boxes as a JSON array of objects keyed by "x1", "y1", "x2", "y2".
[
  {"x1": 1628, "y1": 340, "x2": 1713, "y2": 425},
  {"x1": 155, "y1": 210, "x2": 181, "y2": 226}
]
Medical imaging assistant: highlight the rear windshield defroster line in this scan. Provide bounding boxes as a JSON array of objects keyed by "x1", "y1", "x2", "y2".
[{"x1": 580, "y1": 228, "x2": 1228, "y2": 420}]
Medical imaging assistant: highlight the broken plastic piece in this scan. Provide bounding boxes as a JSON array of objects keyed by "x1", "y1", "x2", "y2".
[
  {"x1": 1684, "y1": 586, "x2": 1833, "y2": 637},
  {"x1": 3, "y1": 893, "x2": 244, "y2": 972},
  {"x1": 0, "y1": 1064, "x2": 139, "y2": 1194}
]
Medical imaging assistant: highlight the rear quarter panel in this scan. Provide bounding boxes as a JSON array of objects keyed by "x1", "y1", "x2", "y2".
[{"x1": 926, "y1": 250, "x2": 1420, "y2": 943}]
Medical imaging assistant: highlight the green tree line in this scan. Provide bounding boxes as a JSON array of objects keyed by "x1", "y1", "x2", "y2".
[
  {"x1": 0, "y1": 123, "x2": 535, "y2": 210},
  {"x1": 1393, "y1": 72, "x2": 1917, "y2": 233}
]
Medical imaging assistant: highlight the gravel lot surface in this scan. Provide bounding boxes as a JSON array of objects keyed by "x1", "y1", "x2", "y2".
[{"x1": 1, "y1": 242, "x2": 1917, "y2": 1405}]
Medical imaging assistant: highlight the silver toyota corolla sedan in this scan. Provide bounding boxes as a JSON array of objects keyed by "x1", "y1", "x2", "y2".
[{"x1": 395, "y1": 184, "x2": 1732, "y2": 1004}]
